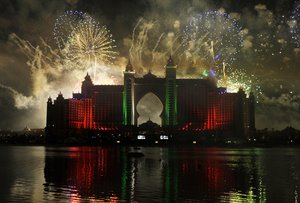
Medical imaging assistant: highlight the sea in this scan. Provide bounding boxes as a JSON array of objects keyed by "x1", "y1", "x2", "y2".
[{"x1": 0, "y1": 146, "x2": 299, "y2": 202}]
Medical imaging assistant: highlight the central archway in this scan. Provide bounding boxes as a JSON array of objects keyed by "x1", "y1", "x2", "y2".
[{"x1": 136, "y1": 92, "x2": 164, "y2": 126}]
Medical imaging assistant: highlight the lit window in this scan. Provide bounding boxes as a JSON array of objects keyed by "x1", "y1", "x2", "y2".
[
  {"x1": 160, "y1": 135, "x2": 168, "y2": 140},
  {"x1": 137, "y1": 135, "x2": 146, "y2": 140}
]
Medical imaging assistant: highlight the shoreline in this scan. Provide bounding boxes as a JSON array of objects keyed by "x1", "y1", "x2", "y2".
[{"x1": 1, "y1": 142, "x2": 299, "y2": 148}]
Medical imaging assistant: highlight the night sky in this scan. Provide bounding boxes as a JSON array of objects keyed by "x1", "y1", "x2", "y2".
[{"x1": 0, "y1": 0, "x2": 299, "y2": 130}]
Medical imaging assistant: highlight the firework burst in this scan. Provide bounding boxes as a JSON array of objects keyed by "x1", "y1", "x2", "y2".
[
  {"x1": 53, "y1": 10, "x2": 89, "y2": 50},
  {"x1": 66, "y1": 17, "x2": 117, "y2": 64},
  {"x1": 288, "y1": 3, "x2": 300, "y2": 47},
  {"x1": 217, "y1": 68, "x2": 262, "y2": 96},
  {"x1": 183, "y1": 11, "x2": 243, "y2": 72},
  {"x1": 64, "y1": 15, "x2": 118, "y2": 79}
]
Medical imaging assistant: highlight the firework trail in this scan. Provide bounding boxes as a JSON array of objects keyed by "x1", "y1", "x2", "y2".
[
  {"x1": 129, "y1": 19, "x2": 185, "y2": 74},
  {"x1": 151, "y1": 33, "x2": 165, "y2": 58},
  {"x1": 129, "y1": 18, "x2": 143, "y2": 68},
  {"x1": 10, "y1": 33, "x2": 62, "y2": 72},
  {"x1": 222, "y1": 62, "x2": 227, "y2": 86},
  {"x1": 129, "y1": 19, "x2": 156, "y2": 71}
]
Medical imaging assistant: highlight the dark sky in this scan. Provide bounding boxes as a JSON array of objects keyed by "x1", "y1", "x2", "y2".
[{"x1": 0, "y1": 0, "x2": 299, "y2": 130}]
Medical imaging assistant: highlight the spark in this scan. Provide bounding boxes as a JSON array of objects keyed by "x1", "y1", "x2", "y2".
[
  {"x1": 183, "y1": 11, "x2": 243, "y2": 70},
  {"x1": 288, "y1": 3, "x2": 300, "y2": 47},
  {"x1": 129, "y1": 19, "x2": 183, "y2": 74},
  {"x1": 54, "y1": 11, "x2": 118, "y2": 80},
  {"x1": 53, "y1": 10, "x2": 88, "y2": 50},
  {"x1": 182, "y1": 11, "x2": 262, "y2": 95}
]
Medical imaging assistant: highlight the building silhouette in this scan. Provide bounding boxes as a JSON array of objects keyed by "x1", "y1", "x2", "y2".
[{"x1": 46, "y1": 57, "x2": 255, "y2": 141}]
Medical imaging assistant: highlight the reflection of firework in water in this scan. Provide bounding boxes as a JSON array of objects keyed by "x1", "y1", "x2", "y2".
[
  {"x1": 288, "y1": 3, "x2": 300, "y2": 47},
  {"x1": 183, "y1": 11, "x2": 243, "y2": 71}
]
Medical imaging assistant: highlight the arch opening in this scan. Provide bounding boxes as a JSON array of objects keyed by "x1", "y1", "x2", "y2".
[{"x1": 136, "y1": 92, "x2": 163, "y2": 126}]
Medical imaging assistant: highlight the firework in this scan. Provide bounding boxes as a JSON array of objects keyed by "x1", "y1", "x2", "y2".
[
  {"x1": 288, "y1": 3, "x2": 300, "y2": 47},
  {"x1": 129, "y1": 18, "x2": 184, "y2": 74},
  {"x1": 53, "y1": 10, "x2": 90, "y2": 50},
  {"x1": 129, "y1": 19, "x2": 158, "y2": 72},
  {"x1": 183, "y1": 11, "x2": 243, "y2": 72},
  {"x1": 217, "y1": 67, "x2": 262, "y2": 98},
  {"x1": 65, "y1": 16, "x2": 118, "y2": 79}
]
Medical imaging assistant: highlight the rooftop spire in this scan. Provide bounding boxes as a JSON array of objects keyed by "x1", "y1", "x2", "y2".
[
  {"x1": 125, "y1": 60, "x2": 134, "y2": 72},
  {"x1": 47, "y1": 96, "x2": 52, "y2": 103},
  {"x1": 83, "y1": 72, "x2": 93, "y2": 85},
  {"x1": 166, "y1": 55, "x2": 175, "y2": 66},
  {"x1": 85, "y1": 72, "x2": 91, "y2": 80}
]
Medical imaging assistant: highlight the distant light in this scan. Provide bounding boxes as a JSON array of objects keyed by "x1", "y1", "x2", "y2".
[
  {"x1": 116, "y1": 140, "x2": 120, "y2": 143},
  {"x1": 155, "y1": 141, "x2": 159, "y2": 144},
  {"x1": 193, "y1": 141, "x2": 197, "y2": 144},
  {"x1": 137, "y1": 135, "x2": 146, "y2": 140},
  {"x1": 160, "y1": 135, "x2": 168, "y2": 140}
]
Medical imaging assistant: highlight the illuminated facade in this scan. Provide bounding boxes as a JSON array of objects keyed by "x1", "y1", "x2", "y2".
[
  {"x1": 47, "y1": 73, "x2": 123, "y2": 131},
  {"x1": 46, "y1": 57, "x2": 255, "y2": 138}
]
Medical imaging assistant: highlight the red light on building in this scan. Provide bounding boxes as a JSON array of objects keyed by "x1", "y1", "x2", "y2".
[
  {"x1": 82, "y1": 98, "x2": 93, "y2": 129},
  {"x1": 47, "y1": 75, "x2": 123, "y2": 131},
  {"x1": 64, "y1": 99, "x2": 84, "y2": 129}
]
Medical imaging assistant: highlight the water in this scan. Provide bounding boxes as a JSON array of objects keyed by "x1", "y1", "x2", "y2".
[{"x1": 0, "y1": 146, "x2": 299, "y2": 202}]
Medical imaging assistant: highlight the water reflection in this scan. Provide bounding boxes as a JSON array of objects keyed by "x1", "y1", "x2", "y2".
[
  {"x1": 44, "y1": 147, "x2": 121, "y2": 201},
  {"x1": 36, "y1": 147, "x2": 300, "y2": 202},
  {"x1": 0, "y1": 146, "x2": 45, "y2": 202}
]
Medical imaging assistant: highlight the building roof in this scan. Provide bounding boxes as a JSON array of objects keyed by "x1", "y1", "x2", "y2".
[{"x1": 143, "y1": 71, "x2": 157, "y2": 79}]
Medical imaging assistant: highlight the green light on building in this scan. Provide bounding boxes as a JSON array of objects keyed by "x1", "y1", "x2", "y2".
[{"x1": 123, "y1": 91, "x2": 127, "y2": 125}]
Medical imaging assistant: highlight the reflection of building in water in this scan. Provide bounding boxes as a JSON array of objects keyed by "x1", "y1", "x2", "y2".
[
  {"x1": 44, "y1": 147, "x2": 122, "y2": 200},
  {"x1": 160, "y1": 148, "x2": 268, "y2": 202},
  {"x1": 43, "y1": 147, "x2": 269, "y2": 202},
  {"x1": 46, "y1": 57, "x2": 255, "y2": 141},
  {"x1": 160, "y1": 148, "x2": 232, "y2": 200}
]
